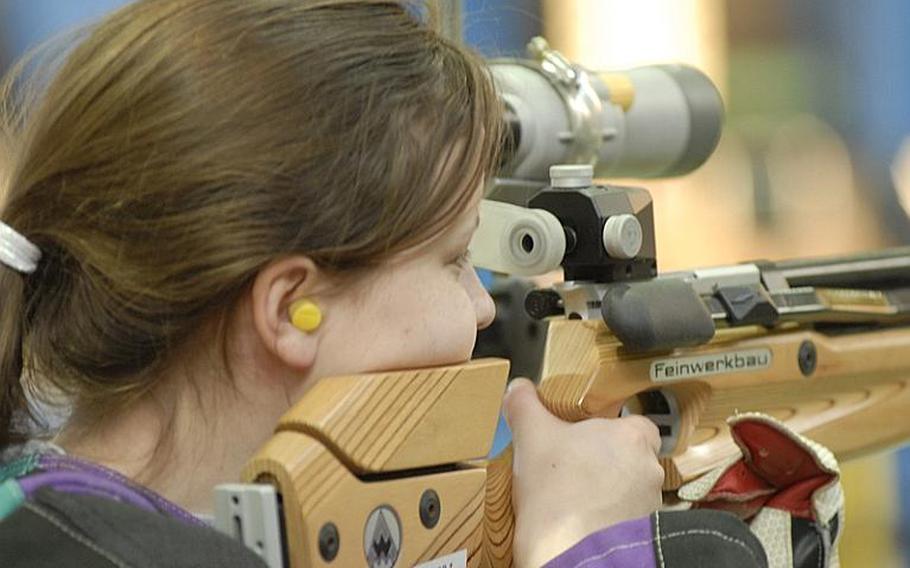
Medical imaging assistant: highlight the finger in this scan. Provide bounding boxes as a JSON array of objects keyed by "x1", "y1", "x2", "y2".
[
  {"x1": 501, "y1": 378, "x2": 561, "y2": 445},
  {"x1": 623, "y1": 415, "x2": 662, "y2": 456}
]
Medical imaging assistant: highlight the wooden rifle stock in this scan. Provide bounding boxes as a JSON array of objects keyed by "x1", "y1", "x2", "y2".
[
  {"x1": 537, "y1": 318, "x2": 910, "y2": 486},
  {"x1": 242, "y1": 358, "x2": 511, "y2": 567},
  {"x1": 243, "y1": 313, "x2": 910, "y2": 566}
]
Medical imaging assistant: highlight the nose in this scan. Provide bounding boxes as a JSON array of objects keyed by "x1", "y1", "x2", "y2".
[
  {"x1": 469, "y1": 269, "x2": 496, "y2": 330},
  {"x1": 475, "y1": 288, "x2": 496, "y2": 330}
]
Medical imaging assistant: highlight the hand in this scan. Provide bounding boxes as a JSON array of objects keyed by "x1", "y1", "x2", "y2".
[{"x1": 502, "y1": 378, "x2": 664, "y2": 568}]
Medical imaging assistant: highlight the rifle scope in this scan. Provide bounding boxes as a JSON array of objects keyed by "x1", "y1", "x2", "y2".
[{"x1": 491, "y1": 37, "x2": 724, "y2": 181}]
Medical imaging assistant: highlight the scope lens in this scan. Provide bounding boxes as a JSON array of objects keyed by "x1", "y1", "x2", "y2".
[{"x1": 499, "y1": 99, "x2": 522, "y2": 172}]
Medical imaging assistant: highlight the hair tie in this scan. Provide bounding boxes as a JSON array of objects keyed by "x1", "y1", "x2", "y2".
[{"x1": 0, "y1": 221, "x2": 41, "y2": 274}]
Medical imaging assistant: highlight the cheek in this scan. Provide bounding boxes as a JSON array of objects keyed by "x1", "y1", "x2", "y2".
[
  {"x1": 437, "y1": 287, "x2": 480, "y2": 355},
  {"x1": 404, "y1": 278, "x2": 478, "y2": 365},
  {"x1": 341, "y1": 272, "x2": 479, "y2": 371}
]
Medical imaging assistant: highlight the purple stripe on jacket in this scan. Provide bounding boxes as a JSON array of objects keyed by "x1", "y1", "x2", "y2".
[
  {"x1": 19, "y1": 471, "x2": 160, "y2": 514},
  {"x1": 32, "y1": 453, "x2": 205, "y2": 526},
  {"x1": 543, "y1": 516, "x2": 656, "y2": 568}
]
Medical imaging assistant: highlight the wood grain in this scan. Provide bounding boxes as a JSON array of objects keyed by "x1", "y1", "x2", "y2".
[
  {"x1": 244, "y1": 358, "x2": 509, "y2": 567},
  {"x1": 245, "y1": 431, "x2": 490, "y2": 567},
  {"x1": 481, "y1": 448, "x2": 515, "y2": 567},
  {"x1": 276, "y1": 358, "x2": 509, "y2": 473}
]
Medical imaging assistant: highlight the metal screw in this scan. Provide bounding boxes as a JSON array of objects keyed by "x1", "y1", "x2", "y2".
[
  {"x1": 419, "y1": 489, "x2": 441, "y2": 529},
  {"x1": 318, "y1": 522, "x2": 339, "y2": 562},
  {"x1": 798, "y1": 340, "x2": 817, "y2": 377}
]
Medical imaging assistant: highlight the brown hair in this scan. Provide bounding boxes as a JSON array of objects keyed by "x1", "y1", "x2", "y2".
[{"x1": 0, "y1": 0, "x2": 502, "y2": 448}]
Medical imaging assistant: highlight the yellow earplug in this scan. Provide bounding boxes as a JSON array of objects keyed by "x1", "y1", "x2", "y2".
[{"x1": 289, "y1": 299, "x2": 323, "y2": 332}]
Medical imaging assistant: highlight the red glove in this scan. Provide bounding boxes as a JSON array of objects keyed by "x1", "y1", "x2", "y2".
[{"x1": 678, "y1": 413, "x2": 844, "y2": 568}]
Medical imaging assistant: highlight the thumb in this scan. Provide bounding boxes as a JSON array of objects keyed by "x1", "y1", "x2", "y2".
[{"x1": 502, "y1": 378, "x2": 561, "y2": 445}]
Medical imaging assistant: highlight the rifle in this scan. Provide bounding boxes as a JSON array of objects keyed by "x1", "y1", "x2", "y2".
[
  {"x1": 217, "y1": 246, "x2": 910, "y2": 567},
  {"x1": 212, "y1": 40, "x2": 910, "y2": 567}
]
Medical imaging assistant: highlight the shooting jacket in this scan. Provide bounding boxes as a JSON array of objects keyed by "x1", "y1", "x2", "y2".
[{"x1": 0, "y1": 443, "x2": 266, "y2": 568}]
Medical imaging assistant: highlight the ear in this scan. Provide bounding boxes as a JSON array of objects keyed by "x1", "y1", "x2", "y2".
[{"x1": 250, "y1": 256, "x2": 328, "y2": 371}]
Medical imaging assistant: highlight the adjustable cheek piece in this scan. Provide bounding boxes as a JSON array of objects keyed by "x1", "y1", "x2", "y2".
[{"x1": 288, "y1": 299, "x2": 322, "y2": 332}]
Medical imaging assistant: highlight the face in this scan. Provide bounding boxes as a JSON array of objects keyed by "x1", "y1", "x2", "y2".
[{"x1": 311, "y1": 190, "x2": 495, "y2": 377}]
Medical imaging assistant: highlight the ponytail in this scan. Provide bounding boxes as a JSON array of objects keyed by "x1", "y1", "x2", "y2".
[{"x1": 0, "y1": 269, "x2": 29, "y2": 449}]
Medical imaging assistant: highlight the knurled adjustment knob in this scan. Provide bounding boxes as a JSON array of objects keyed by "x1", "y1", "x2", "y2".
[
  {"x1": 602, "y1": 214, "x2": 643, "y2": 259},
  {"x1": 549, "y1": 164, "x2": 594, "y2": 189}
]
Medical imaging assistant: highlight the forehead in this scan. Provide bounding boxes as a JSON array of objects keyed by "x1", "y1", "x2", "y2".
[{"x1": 395, "y1": 181, "x2": 483, "y2": 257}]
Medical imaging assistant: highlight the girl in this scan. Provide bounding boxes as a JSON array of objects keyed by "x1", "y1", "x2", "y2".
[{"x1": 0, "y1": 1, "x2": 761, "y2": 566}]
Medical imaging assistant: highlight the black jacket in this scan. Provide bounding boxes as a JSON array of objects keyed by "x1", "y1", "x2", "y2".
[{"x1": 0, "y1": 487, "x2": 267, "y2": 568}]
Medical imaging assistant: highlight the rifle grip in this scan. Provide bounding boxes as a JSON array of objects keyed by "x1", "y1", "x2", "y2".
[{"x1": 483, "y1": 446, "x2": 515, "y2": 567}]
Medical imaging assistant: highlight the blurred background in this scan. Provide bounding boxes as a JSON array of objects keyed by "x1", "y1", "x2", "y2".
[{"x1": 2, "y1": 0, "x2": 909, "y2": 565}]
